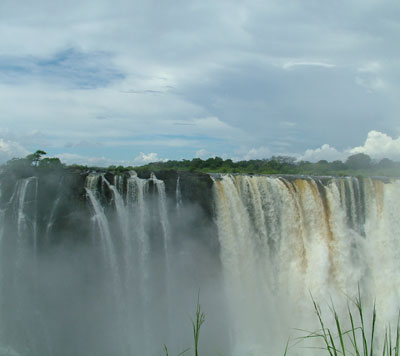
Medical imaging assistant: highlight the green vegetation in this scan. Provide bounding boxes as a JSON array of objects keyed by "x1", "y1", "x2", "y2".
[
  {"x1": 172, "y1": 292, "x2": 400, "y2": 356},
  {"x1": 2, "y1": 150, "x2": 400, "y2": 177},
  {"x1": 288, "y1": 290, "x2": 400, "y2": 356},
  {"x1": 135, "y1": 153, "x2": 400, "y2": 177},
  {"x1": 2, "y1": 150, "x2": 65, "y2": 177},
  {"x1": 192, "y1": 294, "x2": 206, "y2": 356},
  {"x1": 5, "y1": 150, "x2": 64, "y2": 169},
  {"x1": 164, "y1": 295, "x2": 204, "y2": 356}
]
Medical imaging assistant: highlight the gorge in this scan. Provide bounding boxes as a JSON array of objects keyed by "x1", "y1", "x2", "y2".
[{"x1": 0, "y1": 166, "x2": 399, "y2": 356}]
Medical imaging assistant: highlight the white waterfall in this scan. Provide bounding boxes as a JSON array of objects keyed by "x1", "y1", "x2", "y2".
[
  {"x1": 151, "y1": 173, "x2": 172, "y2": 262},
  {"x1": 212, "y1": 174, "x2": 400, "y2": 355},
  {"x1": 126, "y1": 173, "x2": 150, "y2": 287},
  {"x1": 1, "y1": 169, "x2": 399, "y2": 356},
  {"x1": 45, "y1": 178, "x2": 64, "y2": 242},
  {"x1": 86, "y1": 172, "x2": 175, "y2": 354},
  {"x1": 104, "y1": 177, "x2": 132, "y2": 281},
  {"x1": 176, "y1": 176, "x2": 183, "y2": 211},
  {"x1": 85, "y1": 174, "x2": 121, "y2": 294}
]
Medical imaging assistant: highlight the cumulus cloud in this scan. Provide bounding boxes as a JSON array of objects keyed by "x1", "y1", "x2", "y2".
[
  {"x1": 195, "y1": 149, "x2": 212, "y2": 159},
  {"x1": 350, "y1": 130, "x2": 400, "y2": 160},
  {"x1": 234, "y1": 146, "x2": 271, "y2": 161},
  {"x1": 298, "y1": 131, "x2": 400, "y2": 162},
  {"x1": 134, "y1": 152, "x2": 168, "y2": 164},
  {"x1": 299, "y1": 144, "x2": 346, "y2": 162},
  {"x1": 56, "y1": 153, "x2": 126, "y2": 167},
  {"x1": 0, "y1": 138, "x2": 29, "y2": 163}
]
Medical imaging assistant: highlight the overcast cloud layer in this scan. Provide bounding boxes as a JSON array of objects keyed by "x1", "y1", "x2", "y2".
[{"x1": 1, "y1": 0, "x2": 400, "y2": 165}]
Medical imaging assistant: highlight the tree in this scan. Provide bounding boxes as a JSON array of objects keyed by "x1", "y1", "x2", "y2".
[
  {"x1": 26, "y1": 150, "x2": 47, "y2": 166},
  {"x1": 189, "y1": 158, "x2": 203, "y2": 171},
  {"x1": 377, "y1": 158, "x2": 394, "y2": 169},
  {"x1": 270, "y1": 156, "x2": 297, "y2": 165},
  {"x1": 330, "y1": 160, "x2": 346, "y2": 171},
  {"x1": 345, "y1": 153, "x2": 372, "y2": 170},
  {"x1": 38, "y1": 157, "x2": 63, "y2": 168}
]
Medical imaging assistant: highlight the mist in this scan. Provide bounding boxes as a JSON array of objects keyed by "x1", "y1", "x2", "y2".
[
  {"x1": 1, "y1": 166, "x2": 400, "y2": 356},
  {"x1": 0, "y1": 168, "x2": 229, "y2": 356}
]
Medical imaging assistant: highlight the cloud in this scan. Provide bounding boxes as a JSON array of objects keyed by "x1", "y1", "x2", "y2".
[
  {"x1": 0, "y1": 48, "x2": 124, "y2": 89},
  {"x1": 195, "y1": 149, "x2": 212, "y2": 159},
  {"x1": 282, "y1": 61, "x2": 336, "y2": 70},
  {"x1": 0, "y1": 1, "x2": 400, "y2": 162},
  {"x1": 134, "y1": 152, "x2": 168, "y2": 164},
  {"x1": 299, "y1": 144, "x2": 346, "y2": 162},
  {"x1": 355, "y1": 76, "x2": 385, "y2": 92},
  {"x1": 350, "y1": 130, "x2": 400, "y2": 160},
  {"x1": 234, "y1": 146, "x2": 271, "y2": 161},
  {"x1": 56, "y1": 153, "x2": 125, "y2": 167},
  {"x1": 358, "y1": 62, "x2": 382, "y2": 74},
  {"x1": 166, "y1": 116, "x2": 246, "y2": 140},
  {"x1": 0, "y1": 138, "x2": 29, "y2": 163},
  {"x1": 298, "y1": 131, "x2": 400, "y2": 162}
]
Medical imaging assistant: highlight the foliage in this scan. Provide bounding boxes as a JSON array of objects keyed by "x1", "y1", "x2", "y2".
[
  {"x1": 134, "y1": 154, "x2": 400, "y2": 177},
  {"x1": 163, "y1": 294, "x2": 204, "y2": 356},
  {"x1": 26, "y1": 150, "x2": 47, "y2": 166},
  {"x1": 38, "y1": 157, "x2": 64, "y2": 168},
  {"x1": 346, "y1": 153, "x2": 373, "y2": 170},
  {"x1": 2, "y1": 150, "x2": 66, "y2": 176},
  {"x1": 2, "y1": 150, "x2": 400, "y2": 177},
  {"x1": 192, "y1": 293, "x2": 205, "y2": 356},
  {"x1": 293, "y1": 290, "x2": 400, "y2": 356}
]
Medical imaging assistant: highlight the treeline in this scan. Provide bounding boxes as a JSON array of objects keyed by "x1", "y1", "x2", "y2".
[
  {"x1": 134, "y1": 153, "x2": 400, "y2": 177},
  {"x1": 2, "y1": 150, "x2": 400, "y2": 177}
]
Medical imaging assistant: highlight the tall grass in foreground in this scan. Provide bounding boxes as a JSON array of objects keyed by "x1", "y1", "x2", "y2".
[
  {"x1": 164, "y1": 291, "x2": 400, "y2": 356},
  {"x1": 164, "y1": 293, "x2": 204, "y2": 356},
  {"x1": 296, "y1": 291, "x2": 400, "y2": 356}
]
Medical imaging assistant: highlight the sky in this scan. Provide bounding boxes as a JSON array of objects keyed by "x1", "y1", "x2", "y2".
[{"x1": 1, "y1": 0, "x2": 400, "y2": 166}]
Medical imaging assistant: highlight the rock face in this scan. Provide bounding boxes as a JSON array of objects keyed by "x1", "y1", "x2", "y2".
[
  {"x1": 0, "y1": 166, "x2": 224, "y2": 356},
  {"x1": 1, "y1": 166, "x2": 400, "y2": 356},
  {"x1": 0, "y1": 167, "x2": 216, "y2": 246}
]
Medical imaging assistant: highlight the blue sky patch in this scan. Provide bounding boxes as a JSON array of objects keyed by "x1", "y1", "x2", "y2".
[{"x1": 0, "y1": 48, "x2": 125, "y2": 89}]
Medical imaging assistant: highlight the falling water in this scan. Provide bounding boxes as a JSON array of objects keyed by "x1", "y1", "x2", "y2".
[
  {"x1": 45, "y1": 177, "x2": 64, "y2": 242},
  {"x1": 212, "y1": 174, "x2": 400, "y2": 355},
  {"x1": 1, "y1": 176, "x2": 51, "y2": 356},
  {"x1": 0, "y1": 169, "x2": 399, "y2": 356},
  {"x1": 104, "y1": 176, "x2": 131, "y2": 281},
  {"x1": 85, "y1": 174, "x2": 120, "y2": 289},
  {"x1": 126, "y1": 172, "x2": 150, "y2": 287},
  {"x1": 176, "y1": 176, "x2": 183, "y2": 211},
  {"x1": 151, "y1": 173, "x2": 172, "y2": 262}
]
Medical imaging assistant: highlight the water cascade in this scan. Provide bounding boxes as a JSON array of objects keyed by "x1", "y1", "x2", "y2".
[
  {"x1": 212, "y1": 174, "x2": 400, "y2": 355},
  {"x1": 0, "y1": 169, "x2": 399, "y2": 356}
]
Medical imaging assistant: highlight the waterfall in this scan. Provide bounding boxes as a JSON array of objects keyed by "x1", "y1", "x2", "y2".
[
  {"x1": 176, "y1": 175, "x2": 183, "y2": 211},
  {"x1": 16, "y1": 177, "x2": 38, "y2": 252},
  {"x1": 126, "y1": 172, "x2": 150, "y2": 288},
  {"x1": 212, "y1": 174, "x2": 400, "y2": 355},
  {"x1": 0, "y1": 176, "x2": 51, "y2": 356},
  {"x1": 103, "y1": 176, "x2": 131, "y2": 282},
  {"x1": 45, "y1": 177, "x2": 64, "y2": 242},
  {"x1": 151, "y1": 173, "x2": 172, "y2": 262},
  {"x1": 150, "y1": 173, "x2": 173, "y2": 330},
  {"x1": 85, "y1": 174, "x2": 121, "y2": 292},
  {"x1": 0, "y1": 169, "x2": 399, "y2": 356}
]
